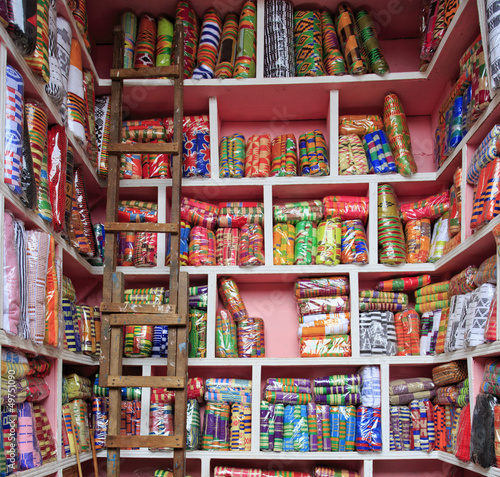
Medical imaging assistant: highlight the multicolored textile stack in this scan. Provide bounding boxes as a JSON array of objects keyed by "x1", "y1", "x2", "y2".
[{"x1": 295, "y1": 277, "x2": 351, "y2": 357}]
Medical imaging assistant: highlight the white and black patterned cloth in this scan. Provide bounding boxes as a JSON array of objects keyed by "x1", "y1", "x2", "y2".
[
  {"x1": 56, "y1": 16, "x2": 72, "y2": 123},
  {"x1": 45, "y1": 0, "x2": 63, "y2": 105},
  {"x1": 465, "y1": 283, "x2": 496, "y2": 347},
  {"x1": 359, "y1": 310, "x2": 397, "y2": 355},
  {"x1": 486, "y1": 0, "x2": 500, "y2": 90},
  {"x1": 264, "y1": 0, "x2": 295, "y2": 77},
  {"x1": 13, "y1": 219, "x2": 28, "y2": 340}
]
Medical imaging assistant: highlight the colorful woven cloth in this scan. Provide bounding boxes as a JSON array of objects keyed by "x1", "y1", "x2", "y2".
[
  {"x1": 181, "y1": 197, "x2": 218, "y2": 230},
  {"x1": 338, "y1": 134, "x2": 368, "y2": 175},
  {"x1": 245, "y1": 135, "x2": 271, "y2": 177},
  {"x1": 295, "y1": 276, "x2": 349, "y2": 298},
  {"x1": 390, "y1": 406, "x2": 411, "y2": 451},
  {"x1": 234, "y1": 1, "x2": 257, "y2": 78},
  {"x1": 455, "y1": 403, "x2": 471, "y2": 462},
  {"x1": 409, "y1": 399, "x2": 435, "y2": 451},
  {"x1": 449, "y1": 265, "x2": 478, "y2": 297},
  {"x1": 237, "y1": 316, "x2": 265, "y2": 357},
  {"x1": 220, "y1": 134, "x2": 245, "y2": 178},
  {"x1": 274, "y1": 200, "x2": 323, "y2": 224},
  {"x1": 300, "y1": 335, "x2": 351, "y2": 357},
  {"x1": 383, "y1": 93, "x2": 417, "y2": 176},
  {"x1": 215, "y1": 13, "x2": 238, "y2": 78},
  {"x1": 390, "y1": 377, "x2": 434, "y2": 395},
  {"x1": 339, "y1": 115, "x2": 384, "y2": 135},
  {"x1": 429, "y1": 213, "x2": 450, "y2": 262},
  {"x1": 359, "y1": 366, "x2": 381, "y2": 407},
  {"x1": 355, "y1": 10, "x2": 389, "y2": 75},
  {"x1": 355, "y1": 407, "x2": 382, "y2": 451},
  {"x1": 394, "y1": 309, "x2": 420, "y2": 355},
  {"x1": 359, "y1": 311, "x2": 397, "y2": 355},
  {"x1": 467, "y1": 126, "x2": 500, "y2": 185},
  {"x1": 24, "y1": 0, "x2": 50, "y2": 83},
  {"x1": 95, "y1": 95, "x2": 111, "y2": 178},
  {"x1": 67, "y1": 39, "x2": 86, "y2": 147},
  {"x1": 121, "y1": 11, "x2": 137, "y2": 68},
  {"x1": 377, "y1": 275, "x2": 432, "y2": 292},
  {"x1": 314, "y1": 467, "x2": 359, "y2": 477},
  {"x1": 298, "y1": 314, "x2": 350, "y2": 336},
  {"x1": 260, "y1": 401, "x2": 285, "y2": 451},
  {"x1": 216, "y1": 309, "x2": 238, "y2": 358},
  {"x1": 271, "y1": 133, "x2": 297, "y2": 176},
  {"x1": 295, "y1": 221, "x2": 317, "y2": 265},
  {"x1": 216, "y1": 228, "x2": 239, "y2": 266},
  {"x1": 335, "y1": 3, "x2": 366, "y2": 75},
  {"x1": 363, "y1": 129, "x2": 397, "y2": 174},
  {"x1": 400, "y1": 191, "x2": 450, "y2": 223},
  {"x1": 405, "y1": 219, "x2": 431, "y2": 263},
  {"x1": 475, "y1": 255, "x2": 497, "y2": 286},
  {"x1": 189, "y1": 309, "x2": 207, "y2": 358},
  {"x1": 186, "y1": 399, "x2": 201, "y2": 450},
  {"x1": 240, "y1": 224, "x2": 265, "y2": 266},
  {"x1": 316, "y1": 219, "x2": 342, "y2": 265},
  {"x1": 219, "y1": 277, "x2": 248, "y2": 322},
  {"x1": 134, "y1": 13, "x2": 156, "y2": 68},
  {"x1": 3, "y1": 212, "x2": 21, "y2": 336},
  {"x1": 298, "y1": 130, "x2": 329, "y2": 175},
  {"x1": 156, "y1": 15, "x2": 173, "y2": 67},
  {"x1": 470, "y1": 157, "x2": 500, "y2": 230},
  {"x1": 176, "y1": 1, "x2": 199, "y2": 78},
  {"x1": 321, "y1": 10, "x2": 346, "y2": 76},
  {"x1": 44, "y1": 0, "x2": 62, "y2": 105},
  {"x1": 273, "y1": 223, "x2": 295, "y2": 265},
  {"x1": 18, "y1": 401, "x2": 42, "y2": 469},
  {"x1": 193, "y1": 9, "x2": 222, "y2": 79},
  {"x1": 264, "y1": 0, "x2": 295, "y2": 78},
  {"x1": 323, "y1": 196, "x2": 369, "y2": 222},
  {"x1": 294, "y1": 10, "x2": 325, "y2": 76}
]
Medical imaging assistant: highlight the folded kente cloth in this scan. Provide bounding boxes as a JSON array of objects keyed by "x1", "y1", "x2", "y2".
[
  {"x1": 390, "y1": 377, "x2": 435, "y2": 395},
  {"x1": 294, "y1": 10, "x2": 326, "y2": 76},
  {"x1": 329, "y1": 405, "x2": 356, "y2": 451},
  {"x1": 455, "y1": 403, "x2": 471, "y2": 462},
  {"x1": 219, "y1": 134, "x2": 245, "y2": 178},
  {"x1": 234, "y1": 1, "x2": 257, "y2": 78},
  {"x1": 432, "y1": 361, "x2": 468, "y2": 387},
  {"x1": 394, "y1": 309, "x2": 420, "y2": 356},
  {"x1": 274, "y1": 200, "x2": 323, "y2": 224},
  {"x1": 359, "y1": 366, "x2": 381, "y2": 407},
  {"x1": 409, "y1": 399, "x2": 435, "y2": 451},
  {"x1": 355, "y1": 407, "x2": 382, "y2": 451},
  {"x1": 300, "y1": 335, "x2": 351, "y2": 357},
  {"x1": 338, "y1": 134, "x2": 368, "y2": 175},
  {"x1": 390, "y1": 405, "x2": 411, "y2": 451},
  {"x1": 359, "y1": 311, "x2": 397, "y2": 355},
  {"x1": 419, "y1": 310, "x2": 441, "y2": 355},
  {"x1": 295, "y1": 276, "x2": 349, "y2": 298},
  {"x1": 192, "y1": 9, "x2": 222, "y2": 79},
  {"x1": 390, "y1": 390, "x2": 436, "y2": 406},
  {"x1": 363, "y1": 129, "x2": 397, "y2": 174},
  {"x1": 298, "y1": 130, "x2": 329, "y2": 175},
  {"x1": 433, "y1": 386, "x2": 459, "y2": 405},
  {"x1": 24, "y1": 0, "x2": 50, "y2": 83}
]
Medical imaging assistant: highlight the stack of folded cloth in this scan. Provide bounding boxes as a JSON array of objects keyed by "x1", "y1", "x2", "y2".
[
  {"x1": 359, "y1": 310, "x2": 397, "y2": 356},
  {"x1": 359, "y1": 290, "x2": 408, "y2": 312},
  {"x1": 202, "y1": 379, "x2": 252, "y2": 451},
  {"x1": 390, "y1": 378, "x2": 436, "y2": 406},
  {"x1": 394, "y1": 309, "x2": 420, "y2": 356},
  {"x1": 414, "y1": 280, "x2": 450, "y2": 314},
  {"x1": 419, "y1": 309, "x2": 443, "y2": 355},
  {"x1": 294, "y1": 277, "x2": 351, "y2": 357}
]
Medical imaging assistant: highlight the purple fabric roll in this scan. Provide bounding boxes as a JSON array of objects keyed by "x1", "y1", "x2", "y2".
[
  {"x1": 275, "y1": 407, "x2": 284, "y2": 441},
  {"x1": 314, "y1": 374, "x2": 361, "y2": 387},
  {"x1": 307, "y1": 402, "x2": 318, "y2": 451},
  {"x1": 318, "y1": 404, "x2": 331, "y2": 451},
  {"x1": 267, "y1": 377, "x2": 311, "y2": 387},
  {"x1": 315, "y1": 393, "x2": 361, "y2": 406},
  {"x1": 266, "y1": 382, "x2": 311, "y2": 393},
  {"x1": 314, "y1": 385, "x2": 359, "y2": 395}
]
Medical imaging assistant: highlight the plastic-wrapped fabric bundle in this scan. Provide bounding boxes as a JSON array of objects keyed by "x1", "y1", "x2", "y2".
[
  {"x1": 218, "y1": 202, "x2": 264, "y2": 228},
  {"x1": 359, "y1": 310, "x2": 397, "y2": 355},
  {"x1": 3, "y1": 212, "x2": 21, "y2": 336},
  {"x1": 175, "y1": 1, "x2": 199, "y2": 78},
  {"x1": 433, "y1": 386, "x2": 458, "y2": 405},
  {"x1": 467, "y1": 126, "x2": 500, "y2": 184},
  {"x1": 389, "y1": 405, "x2": 411, "y2": 451},
  {"x1": 121, "y1": 11, "x2": 137, "y2": 68},
  {"x1": 245, "y1": 135, "x2": 271, "y2": 177},
  {"x1": 404, "y1": 219, "x2": 431, "y2": 263},
  {"x1": 297, "y1": 315, "x2": 350, "y2": 337},
  {"x1": 449, "y1": 265, "x2": 478, "y2": 297},
  {"x1": 4, "y1": 65, "x2": 24, "y2": 197},
  {"x1": 298, "y1": 130, "x2": 329, "y2": 176},
  {"x1": 155, "y1": 16, "x2": 173, "y2": 67},
  {"x1": 448, "y1": 167, "x2": 462, "y2": 237},
  {"x1": 435, "y1": 307, "x2": 451, "y2": 354},
  {"x1": 122, "y1": 118, "x2": 164, "y2": 143},
  {"x1": 237, "y1": 317, "x2": 265, "y2": 357},
  {"x1": 215, "y1": 13, "x2": 238, "y2": 78},
  {"x1": 264, "y1": 0, "x2": 294, "y2": 78},
  {"x1": 394, "y1": 309, "x2": 420, "y2": 356},
  {"x1": 409, "y1": 399, "x2": 435, "y2": 451},
  {"x1": 216, "y1": 309, "x2": 238, "y2": 358},
  {"x1": 188, "y1": 309, "x2": 207, "y2": 358},
  {"x1": 486, "y1": 0, "x2": 500, "y2": 90},
  {"x1": 355, "y1": 407, "x2": 382, "y2": 451},
  {"x1": 274, "y1": 200, "x2": 323, "y2": 224},
  {"x1": 465, "y1": 283, "x2": 496, "y2": 347},
  {"x1": 83, "y1": 70, "x2": 97, "y2": 168},
  {"x1": 429, "y1": 213, "x2": 450, "y2": 262},
  {"x1": 192, "y1": 9, "x2": 222, "y2": 79},
  {"x1": 233, "y1": 1, "x2": 257, "y2": 78},
  {"x1": 271, "y1": 133, "x2": 297, "y2": 176},
  {"x1": 475, "y1": 255, "x2": 497, "y2": 287},
  {"x1": 338, "y1": 134, "x2": 368, "y2": 175},
  {"x1": 328, "y1": 405, "x2": 357, "y2": 451},
  {"x1": 377, "y1": 184, "x2": 406, "y2": 265},
  {"x1": 455, "y1": 403, "x2": 471, "y2": 461},
  {"x1": 445, "y1": 294, "x2": 470, "y2": 352},
  {"x1": 230, "y1": 403, "x2": 252, "y2": 451},
  {"x1": 44, "y1": 0, "x2": 62, "y2": 105},
  {"x1": 260, "y1": 401, "x2": 284, "y2": 451},
  {"x1": 294, "y1": 221, "x2": 317, "y2": 265},
  {"x1": 341, "y1": 219, "x2": 368, "y2": 264},
  {"x1": 141, "y1": 141, "x2": 171, "y2": 179},
  {"x1": 470, "y1": 158, "x2": 500, "y2": 230},
  {"x1": 95, "y1": 95, "x2": 111, "y2": 178},
  {"x1": 335, "y1": 3, "x2": 367, "y2": 75},
  {"x1": 355, "y1": 10, "x2": 389, "y2": 75},
  {"x1": 149, "y1": 402, "x2": 173, "y2": 451},
  {"x1": 293, "y1": 10, "x2": 325, "y2": 76},
  {"x1": 220, "y1": 134, "x2": 245, "y2": 178},
  {"x1": 433, "y1": 360, "x2": 467, "y2": 387},
  {"x1": 363, "y1": 129, "x2": 397, "y2": 174},
  {"x1": 399, "y1": 191, "x2": 450, "y2": 222},
  {"x1": 297, "y1": 302, "x2": 350, "y2": 320},
  {"x1": 32, "y1": 403, "x2": 56, "y2": 463},
  {"x1": 321, "y1": 10, "x2": 346, "y2": 76},
  {"x1": 91, "y1": 397, "x2": 108, "y2": 450},
  {"x1": 74, "y1": 167, "x2": 97, "y2": 257},
  {"x1": 43, "y1": 235, "x2": 59, "y2": 347},
  {"x1": 119, "y1": 141, "x2": 142, "y2": 179},
  {"x1": 188, "y1": 226, "x2": 215, "y2": 266},
  {"x1": 314, "y1": 467, "x2": 359, "y2": 477},
  {"x1": 123, "y1": 325, "x2": 153, "y2": 357},
  {"x1": 67, "y1": 39, "x2": 87, "y2": 147},
  {"x1": 358, "y1": 366, "x2": 381, "y2": 407},
  {"x1": 240, "y1": 224, "x2": 265, "y2": 267},
  {"x1": 47, "y1": 125, "x2": 67, "y2": 234},
  {"x1": 484, "y1": 295, "x2": 498, "y2": 342},
  {"x1": 316, "y1": 219, "x2": 342, "y2": 265},
  {"x1": 64, "y1": 373, "x2": 91, "y2": 401},
  {"x1": 186, "y1": 399, "x2": 201, "y2": 450},
  {"x1": 300, "y1": 335, "x2": 351, "y2": 357},
  {"x1": 377, "y1": 275, "x2": 431, "y2": 292},
  {"x1": 295, "y1": 276, "x2": 349, "y2": 298},
  {"x1": 165, "y1": 221, "x2": 190, "y2": 266},
  {"x1": 17, "y1": 401, "x2": 42, "y2": 470},
  {"x1": 219, "y1": 277, "x2": 248, "y2": 323},
  {"x1": 181, "y1": 197, "x2": 218, "y2": 230},
  {"x1": 383, "y1": 93, "x2": 417, "y2": 176},
  {"x1": 205, "y1": 378, "x2": 252, "y2": 404},
  {"x1": 339, "y1": 115, "x2": 384, "y2": 135},
  {"x1": 281, "y1": 404, "x2": 309, "y2": 452},
  {"x1": 6, "y1": 0, "x2": 37, "y2": 56},
  {"x1": 323, "y1": 196, "x2": 369, "y2": 223},
  {"x1": 273, "y1": 224, "x2": 295, "y2": 265},
  {"x1": 419, "y1": 310, "x2": 442, "y2": 354},
  {"x1": 24, "y1": 0, "x2": 49, "y2": 83},
  {"x1": 216, "y1": 228, "x2": 239, "y2": 266}
]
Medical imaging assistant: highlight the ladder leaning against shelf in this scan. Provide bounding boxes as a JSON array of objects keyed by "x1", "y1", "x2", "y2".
[{"x1": 98, "y1": 19, "x2": 189, "y2": 477}]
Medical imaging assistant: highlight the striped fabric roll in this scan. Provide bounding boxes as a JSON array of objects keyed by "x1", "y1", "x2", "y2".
[
  {"x1": 67, "y1": 39, "x2": 87, "y2": 147},
  {"x1": 45, "y1": 0, "x2": 62, "y2": 104},
  {"x1": 134, "y1": 14, "x2": 156, "y2": 68},
  {"x1": 24, "y1": 0, "x2": 50, "y2": 83},
  {"x1": 355, "y1": 407, "x2": 382, "y2": 451},
  {"x1": 156, "y1": 16, "x2": 174, "y2": 67},
  {"x1": 234, "y1": 1, "x2": 257, "y2": 78},
  {"x1": 298, "y1": 130, "x2": 329, "y2": 175},
  {"x1": 202, "y1": 402, "x2": 231, "y2": 450},
  {"x1": 230, "y1": 403, "x2": 251, "y2": 451},
  {"x1": 122, "y1": 11, "x2": 138, "y2": 68},
  {"x1": 56, "y1": 16, "x2": 72, "y2": 123},
  {"x1": 186, "y1": 399, "x2": 201, "y2": 450},
  {"x1": 193, "y1": 9, "x2": 222, "y2": 79},
  {"x1": 176, "y1": 1, "x2": 200, "y2": 78},
  {"x1": 215, "y1": 13, "x2": 238, "y2": 78}
]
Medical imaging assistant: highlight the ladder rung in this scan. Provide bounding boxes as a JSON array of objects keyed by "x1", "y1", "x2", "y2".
[
  {"x1": 108, "y1": 142, "x2": 179, "y2": 155},
  {"x1": 106, "y1": 434, "x2": 183, "y2": 449},
  {"x1": 110, "y1": 65, "x2": 180, "y2": 79},
  {"x1": 104, "y1": 222, "x2": 179, "y2": 233},
  {"x1": 107, "y1": 376, "x2": 185, "y2": 388},
  {"x1": 109, "y1": 313, "x2": 186, "y2": 326},
  {"x1": 101, "y1": 303, "x2": 177, "y2": 314}
]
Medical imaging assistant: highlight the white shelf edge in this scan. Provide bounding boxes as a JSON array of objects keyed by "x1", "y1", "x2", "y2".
[{"x1": 10, "y1": 452, "x2": 93, "y2": 477}]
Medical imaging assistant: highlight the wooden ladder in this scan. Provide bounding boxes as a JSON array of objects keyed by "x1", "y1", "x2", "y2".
[{"x1": 99, "y1": 20, "x2": 188, "y2": 477}]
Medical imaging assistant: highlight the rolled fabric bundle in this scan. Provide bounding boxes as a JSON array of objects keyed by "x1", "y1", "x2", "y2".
[
  {"x1": 377, "y1": 275, "x2": 431, "y2": 292},
  {"x1": 220, "y1": 134, "x2": 245, "y2": 178},
  {"x1": 433, "y1": 404, "x2": 447, "y2": 451},
  {"x1": 466, "y1": 126, "x2": 500, "y2": 184},
  {"x1": 404, "y1": 219, "x2": 431, "y2": 263},
  {"x1": 219, "y1": 277, "x2": 248, "y2": 322},
  {"x1": 271, "y1": 133, "x2": 297, "y2": 176},
  {"x1": 335, "y1": 3, "x2": 366, "y2": 75},
  {"x1": 25, "y1": 377, "x2": 49, "y2": 402},
  {"x1": 377, "y1": 184, "x2": 406, "y2": 265},
  {"x1": 166, "y1": 221, "x2": 190, "y2": 266},
  {"x1": 149, "y1": 403, "x2": 173, "y2": 451},
  {"x1": 306, "y1": 402, "x2": 318, "y2": 452},
  {"x1": 400, "y1": 191, "x2": 450, "y2": 222},
  {"x1": 323, "y1": 196, "x2": 369, "y2": 224},
  {"x1": 117, "y1": 231, "x2": 135, "y2": 266},
  {"x1": 300, "y1": 335, "x2": 351, "y2": 357},
  {"x1": 416, "y1": 291, "x2": 449, "y2": 303},
  {"x1": 273, "y1": 223, "x2": 295, "y2": 265},
  {"x1": 470, "y1": 158, "x2": 500, "y2": 230},
  {"x1": 298, "y1": 130, "x2": 329, "y2": 175},
  {"x1": 44, "y1": 235, "x2": 59, "y2": 347},
  {"x1": 133, "y1": 231, "x2": 157, "y2": 267},
  {"x1": 95, "y1": 95, "x2": 111, "y2": 178},
  {"x1": 188, "y1": 309, "x2": 207, "y2": 358},
  {"x1": 216, "y1": 228, "x2": 240, "y2": 266},
  {"x1": 74, "y1": 167, "x2": 97, "y2": 257},
  {"x1": 448, "y1": 167, "x2": 462, "y2": 237},
  {"x1": 356, "y1": 9, "x2": 389, "y2": 75},
  {"x1": 18, "y1": 401, "x2": 42, "y2": 469},
  {"x1": 316, "y1": 404, "x2": 331, "y2": 451},
  {"x1": 465, "y1": 283, "x2": 496, "y2": 347},
  {"x1": 33, "y1": 402, "x2": 57, "y2": 463},
  {"x1": 265, "y1": 391, "x2": 311, "y2": 405},
  {"x1": 123, "y1": 325, "x2": 153, "y2": 357},
  {"x1": 449, "y1": 95, "x2": 463, "y2": 148},
  {"x1": 274, "y1": 200, "x2": 323, "y2": 224},
  {"x1": 192, "y1": 9, "x2": 222, "y2": 79},
  {"x1": 230, "y1": 403, "x2": 251, "y2": 451},
  {"x1": 415, "y1": 300, "x2": 449, "y2": 314},
  {"x1": 455, "y1": 403, "x2": 472, "y2": 461},
  {"x1": 359, "y1": 365, "x2": 381, "y2": 407},
  {"x1": 5, "y1": 65, "x2": 24, "y2": 197},
  {"x1": 329, "y1": 405, "x2": 357, "y2": 451},
  {"x1": 65, "y1": 373, "x2": 91, "y2": 401},
  {"x1": 298, "y1": 315, "x2": 349, "y2": 337},
  {"x1": 394, "y1": 309, "x2": 420, "y2": 356},
  {"x1": 295, "y1": 221, "x2": 317, "y2": 265},
  {"x1": 122, "y1": 118, "x2": 164, "y2": 143},
  {"x1": 142, "y1": 140, "x2": 171, "y2": 179},
  {"x1": 359, "y1": 290, "x2": 408, "y2": 304},
  {"x1": 363, "y1": 129, "x2": 397, "y2": 174},
  {"x1": 67, "y1": 39, "x2": 87, "y2": 148},
  {"x1": 245, "y1": 134, "x2": 271, "y2": 177},
  {"x1": 383, "y1": 93, "x2": 417, "y2": 176},
  {"x1": 175, "y1": 1, "x2": 199, "y2": 78},
  {"x1": 24, "y1": 0, "x2": 50, "y2": 83},
  {"x1": 283, "y1": 404, "x2": 309, "y2": 452},
  {"x1": 429, "y1": 213, "x2": 450, "y2": 262},
  {"x1": 339, "y1": 115, "x2": 384, "y2": 135},
  {"x1": 264, "y1": 0, "x2": 294, "y2": 78},
  {"x1": 47, "y1": 125, "x2": 67, "y2": 233},
  {"x1": 237, "y1": 317, "x2": 265, "y2": 357},
  {"x1": 121, "y1": 11, "x2": 138, "y2": 68},
  {"x1": 448, "y1": 265, "x2": 478, "y2": 296},
  {"x1": 390, "y1": 377, "x2": 434, "y2": 396},
  {"x1": 293, "y1": 10, "x2": 325, "y2": 76},
  {"x1": 54, "y1": 16, "x2": 72, "y2": 123},
  {"x1": 338, "y1": 134, "x2": 369, "y2": 175},
  {"x1": 297, "y1": 300, "x2": 350, "y2": 318},
  {"x1": 484, "y1": 295, "x2": 498, "y2": 342},
  {"x1": 474, "y1": 254, "x2": 497, "y2": 287},
  {"x1": 151, "y1": 323, "x2": 168, "y2": 358},
  {"x1": 434, "y1": 307, "x2": 450, "y2": 354},
  {"x1": 267, "y1": 378, "x2": 311, "y2": 391},
  {"x1": 390, "y1": 390, "x2": 436, "y2": 406},
  {"x1": 156, "y1": 15, "x2": 174, "y2": 67},
  {"x1": 83, "y1": 70, "x2": 97, "y2": 168},
  {"x1": 315, "y1": 393, "x2": 360, "y2": 406},
  {"x1": 234, "y1": 0, "x2": 257, "y2": 78},
  {"x1": 216, "y1": 309, "x2": 238, "y2": 358},
  {"x1": 359, "y1": 310, "x2": 397, "y2": 355},
  {"x1": 314, "y1": 467, "x2": 359, "y2": 477},
  {"x1": 355, "y1": 407, "x2": 382, "y2": 451},
  {"x1": 44, "y1": 0, "x2": 62, "y2": 104},
  {"x1": 181, "y1": 197, "x2": 218, "y2": 230},
  {"x1": 341, "y1": 219, "x2": 368, "y2": 264},
  {"x1": 433, "y1": 386, "x2": 458, "y2": 405},
  {"x1": 359, "y1": 302, "x2": 406, "y2": 312},
  {"x1": 239, "y1": 224, "x2": 265, "y2": 266},
  {"x1": 321, "y1": 10, "x2": 346, "y2": 76},
  {"x1": 409, "y1": 399, "x2": 435, "y2": 451},
  {"x1": 215, "y1": 13, "x2": 238, "y2": 78},
  {"x1": 186, "y1": 399, "x2": 201, "y2": 450},
  {"x1": 3, "y1": 214, "x2": 21, "y2": 336},
  {"x1": 300, "y1": 311, "x2": 350, "y2": 325},
  {"x1": 6, "y1": 0, "x2": 37, "y2": 55},
  {"x1": 294, "y1": 276, "x2": 349, "y2": 298},
  {"x1": 316, "y1": 218, "x2": 342, "y2": 265}
]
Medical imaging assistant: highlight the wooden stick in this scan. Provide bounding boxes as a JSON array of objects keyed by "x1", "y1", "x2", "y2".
[
  {"x1": 68, "y1": 413, "x2": 83, "y2": 477},
  {"x1": 89, "y1": 425, "x2": 99, "y2": 477}
]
